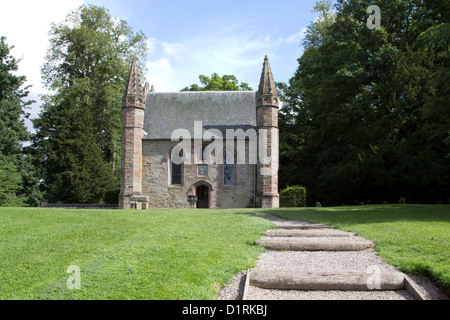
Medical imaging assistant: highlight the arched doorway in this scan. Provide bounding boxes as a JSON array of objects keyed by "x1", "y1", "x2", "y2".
[{"x1": 196, "y1": 185, "x2": 209, "y2": 208}]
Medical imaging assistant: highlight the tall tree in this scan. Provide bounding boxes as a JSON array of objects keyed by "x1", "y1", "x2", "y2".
[
  {"x1": 181, "y1": 73, "x2": 252, "y2": 91},
  {"x1": 0, "y1": 36, "x2": 31, "y2": 158},
  {"x1": 279, "y1": 0, "x2": 449, "y2": 205},
  {"x1": 32, "y1": 5, "x2": 148, "y2": 204},
  {"x1": 0, "y1": 36, "x2": 41, "y2": 206}
]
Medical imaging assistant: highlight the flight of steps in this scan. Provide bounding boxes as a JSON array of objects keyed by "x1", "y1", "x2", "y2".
[{"x1": 243, "y1": 213, "x2": 424, "y2": 300}]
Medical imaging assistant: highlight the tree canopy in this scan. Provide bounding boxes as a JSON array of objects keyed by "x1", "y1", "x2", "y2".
[
  {"x1": 181, "y1": 73, "x2": 253, "y2": 91},
  {"x1": 0, "y1": 36, "x2": 40, "y2": 206},
  {"x1": 31, "y1": 4, "x2": 148, "y2": 204},
  {"x1": 278, "y1": 0, "x2": 450, "y2": 205}
]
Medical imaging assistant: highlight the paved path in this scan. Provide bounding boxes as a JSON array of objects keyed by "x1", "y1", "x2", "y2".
[{"x1": 219, "y1": 212, "x2": 446, "y2": 300}]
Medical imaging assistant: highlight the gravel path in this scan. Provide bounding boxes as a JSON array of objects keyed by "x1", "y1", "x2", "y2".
[{"x1": 218, "y1": 213, "x2": 448, "y2": 300}]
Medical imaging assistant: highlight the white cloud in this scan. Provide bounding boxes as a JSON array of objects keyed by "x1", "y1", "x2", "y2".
[
  {"x1": 145, "y1": 39, "x2": 188, "y2": 91},
  {"x1": 162, "y1": 42, "x2": 184, "y2": 60},
  {"x1": 144, "y1": 30, "x2": 278, "y2": 92},
  {"x1": 0, "y1": 0, "x2": 83, "y2": 132},
  {"x1": 283, "y1": 28, "x2": 308, "y2": 44},
  {"x1": 146, "y1": 38, "x2": 158, "y2": 53},
  {"x1": 146, "y1": 57, "x2": 179, "y2": 92},
  {"x1": 1, "y1": 0, "x2": 83, "y2": 94}
]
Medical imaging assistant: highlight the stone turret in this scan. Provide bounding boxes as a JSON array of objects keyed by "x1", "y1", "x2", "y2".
[
  {"x1": 119, "y1": 60, "x2": 149, "y2": 209},
  {"x1": 256, "y1": 56, "x2": 279, "y2": 208}
]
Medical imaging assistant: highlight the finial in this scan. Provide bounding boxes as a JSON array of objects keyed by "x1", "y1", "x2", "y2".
[
  {"x1": 143, "y1": 82, "x2": 150, "y2": 96},
  {"x1": 257, "y1": 55, "x2": 278, "y2": 97},
  {"x1": 123, "y1": 60, "x2": 145, "y2": 108},
  {"x1": 124, "y1": 60, "x2": 144, "y2": 96}
]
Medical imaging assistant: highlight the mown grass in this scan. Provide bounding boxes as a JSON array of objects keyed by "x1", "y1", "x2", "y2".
[
  {"x1": 261, "y1": 204, "x2": 450, "y2": 295},
  {"x1": 0, "y1": 207, "x2": 272, "y2": 300},
  {"x1": 1, "y1": 205, "x2": 448, "y2": 299}
]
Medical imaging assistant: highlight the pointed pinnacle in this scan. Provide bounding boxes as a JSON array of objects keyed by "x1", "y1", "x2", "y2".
[
  {"x1": 143, "y1": 82, "x2": 150, "y2": 96},
  {"x1": 257, "y1": 55, "x2": 277, "y2": 96},
  {"x1": 125, "y1": 60, "x2": 144, "y2": 97},
  {"x1": 123, "y1": 60, "x2": 145, "y2": 108}
]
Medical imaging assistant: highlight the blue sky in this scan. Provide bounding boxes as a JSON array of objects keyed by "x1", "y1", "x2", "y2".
[
  {"x1": 0, "y1": 0, "x2": 324, "y2": 129},
  {"x1": 88, "y1": 0, "x2": 322, "y2": 91}
]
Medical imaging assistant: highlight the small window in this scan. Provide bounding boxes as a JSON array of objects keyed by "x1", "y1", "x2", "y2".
[
  {"x1": 223, "y1": 149, "x2": 235, "y2": 186},
  {"x1": 171, "y1": 150, "x2": 183, "y2": 185}
]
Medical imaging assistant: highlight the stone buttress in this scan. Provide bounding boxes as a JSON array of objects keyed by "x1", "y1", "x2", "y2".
[{"x1": 119, "y1": 60, "x2": 149, "y2": 209}]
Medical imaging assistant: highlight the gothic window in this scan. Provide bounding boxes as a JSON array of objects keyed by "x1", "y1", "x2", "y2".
[
  {"x1": 171, "y1": 149, "x2": 183, "y2": 186},
  {"x1": 223, "y1": 149, "x2": 235, "y2": 186}
]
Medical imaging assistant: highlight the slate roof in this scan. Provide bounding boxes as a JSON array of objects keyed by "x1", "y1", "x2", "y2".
[{"x1": 143, "y1": 91, "x2": 256, "y2": 140}]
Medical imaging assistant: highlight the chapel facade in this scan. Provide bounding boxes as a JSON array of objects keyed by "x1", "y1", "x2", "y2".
[{"x1": 119, "y1": 56, "x2": 279, "y2": 209}]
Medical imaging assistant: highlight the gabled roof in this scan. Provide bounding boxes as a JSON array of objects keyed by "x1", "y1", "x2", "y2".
[{"x1": 143, "y1": 91, "x2": 256, "y2": 140}]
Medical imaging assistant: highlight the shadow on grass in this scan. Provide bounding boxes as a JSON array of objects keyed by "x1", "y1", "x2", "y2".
[{"x1": 257, "y1": 204, "x2": 450, "y2": 225}]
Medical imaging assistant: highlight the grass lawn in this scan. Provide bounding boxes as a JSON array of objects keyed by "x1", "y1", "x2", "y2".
[
  {"x1": 261, "y1": 204, "x2": 450, "y2": 295},
  {"x1": 0, "y1": 207, "x2": 273, "y2": 300},
  {"x1": 1, "y1": 205, "x2": 448, "y2": 299}
]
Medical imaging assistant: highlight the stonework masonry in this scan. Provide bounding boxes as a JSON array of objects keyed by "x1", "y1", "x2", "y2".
[
  {"x1": 119, "y1": 56, "x2": 279, "y2": 209},
  {"x1": 256, "y1": 56, "x2": 280, "y2": 208},
  {"x1": 142, "y1": 140, "x2": 255, "y2": 208},
  {"x1": 119, "y1": 60, "x2": 149, "y2": 209}
]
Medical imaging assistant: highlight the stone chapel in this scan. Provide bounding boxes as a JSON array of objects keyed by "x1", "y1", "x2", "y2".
[{"x1": 119, "y1": 56, "x2": 279, "y2": 209}]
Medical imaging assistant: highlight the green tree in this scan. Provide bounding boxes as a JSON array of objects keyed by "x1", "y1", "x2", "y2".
[
  {"x1": 0, "y1": 36, "x2": 31, "y2": 157},
  {"x1": 279, "y1": 0, "x2": 450, "y2": 205},
  {"x1": 181, "y1": 73, "x2": 252, "y2": 91},
  {"x1": 0, "y1": 155, "x2": 23, "y2": 206},
  {"x1": 32, "y1": 4, "x2": 148, "y2": 204},
  {"x1": 0, "y1": 36, "x2": 41, "y2": 206}
]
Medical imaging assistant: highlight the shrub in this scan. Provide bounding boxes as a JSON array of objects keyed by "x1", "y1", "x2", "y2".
[
  {"x1": 104, "y1": 188, "x2": 120, "y2": 204},
  {"x1": 280, "y1": 185, "x2": 307, "y2": 207}
]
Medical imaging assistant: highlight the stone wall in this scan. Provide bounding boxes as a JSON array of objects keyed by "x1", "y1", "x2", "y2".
[
  {"x1": 142, "y1": 139, "x2": 255, "y2": 208},
  {"x1": 40, "y1": 201, "x2": 118, "y2": 210}
]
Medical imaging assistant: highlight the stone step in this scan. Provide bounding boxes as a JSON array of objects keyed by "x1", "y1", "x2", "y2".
[
  {"x1": 245, "y1": 287, "x2": 415, "y2": 300},
  {"x1": 255, "y1": 238, "x2": 374, "y2": 251},
  {"x1": 249, "y1": 270, "x2": 405, "y2": 291},
  {"x1": 265, "y1": 229, "x2": 353, "y2": 237},
  {"x1": 254, "y1": 212, "x2": 334, "y2": 230},
  {"x1": 274, "y1": 223, "x2": 333, "y2": 230}
]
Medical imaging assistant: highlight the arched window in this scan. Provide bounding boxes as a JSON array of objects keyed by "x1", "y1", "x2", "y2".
[
  {"x1": 171, "y1": 149, "x2": 183, "y2": 186},
  {"x1": 223, "y1": 147, "x2": 235, "y2": 186}
]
